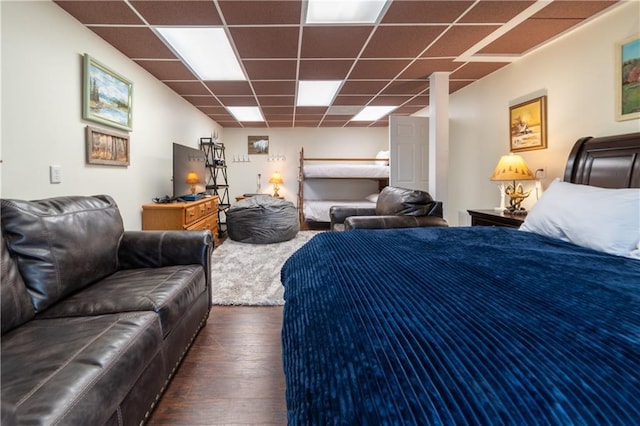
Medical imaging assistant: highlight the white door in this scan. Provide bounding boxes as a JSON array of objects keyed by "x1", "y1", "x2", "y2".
[{"x1": 389, "y1": 115, "x2": 429, "y2": 191}]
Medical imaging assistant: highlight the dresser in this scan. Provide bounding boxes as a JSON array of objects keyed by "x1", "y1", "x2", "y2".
[
  {"x1": 142, "y1": 196, "x2": 219, "y2": 246},
  {"x1": 467, "y1": 209, "x2": 525, "y2": 228}
]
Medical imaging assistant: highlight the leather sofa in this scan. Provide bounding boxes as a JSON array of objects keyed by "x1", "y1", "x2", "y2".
[
  {"x1": 330, "y1": 186, "x2": 448, "y2": 231},
  {"x1": 0, "y1": 195, "x2": 213, "y2": 425}
]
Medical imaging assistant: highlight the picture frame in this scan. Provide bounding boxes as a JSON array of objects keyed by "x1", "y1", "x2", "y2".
[
  {"x1": 248, "y1": 135, "x2": 269, "y2": 155},
  {"x1": 615, "y1": 34, "x2": 640, "y2": 121},
  {"x1": 83, "y1": 54, "x2": 133, "y2": 131},
  {"x1": 509, "y1": 95, "x2": 547, "y2": 152},
  {"x1": 86, "y1": 125, "x2": 130, "y2": 166}
]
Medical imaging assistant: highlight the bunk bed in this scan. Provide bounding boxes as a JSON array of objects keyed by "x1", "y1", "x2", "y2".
[{"x1": 297, "y1": 148, "x2": 389, "y2": 228}]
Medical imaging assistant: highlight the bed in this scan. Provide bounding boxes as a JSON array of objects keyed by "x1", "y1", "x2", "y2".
[
  {"x1": 298, "y1": 148, "x2": 389, "y2": 227},
  {"x1": 281, "y1": 132, "x2": 640, "y2": 425}
]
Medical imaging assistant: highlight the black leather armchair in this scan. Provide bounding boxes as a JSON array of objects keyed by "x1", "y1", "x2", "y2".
[{"x1": 330, "y1": 186, "x2": 448, "y2": 231}]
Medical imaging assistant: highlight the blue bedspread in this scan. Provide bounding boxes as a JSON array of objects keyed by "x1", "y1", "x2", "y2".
[{"x1": 281, "y1": 227, "x2": 640, "y2": 425}]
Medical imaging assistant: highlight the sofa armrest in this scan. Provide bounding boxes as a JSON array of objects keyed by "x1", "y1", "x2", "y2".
[
  {"x1": 118, "y1": 230, "x2": 213, "y2": 271},
  {"x1": 329, "y1": 206, "x2": 377, "y2": 231},
  {"x1": 344, "y1": 215, "x2": 448, "y2": 230}
]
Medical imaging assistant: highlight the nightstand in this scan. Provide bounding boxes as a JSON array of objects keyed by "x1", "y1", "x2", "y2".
[{"x1": 467, "y1": 209, "x2": 525, "y2": 228}]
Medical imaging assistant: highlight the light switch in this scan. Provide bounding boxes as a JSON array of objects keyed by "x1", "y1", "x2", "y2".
[{"x1": 50, "y1": 165, "x2": 62, "y2": 184}]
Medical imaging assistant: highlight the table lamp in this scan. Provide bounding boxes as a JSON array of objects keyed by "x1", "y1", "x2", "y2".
[
  {"x1": 269, "y1": 172, "x2": 284, "y2": 197},
  {"x1": 490, "y1": 153, "x2": 534, "y2": 214},
  {"x1": 186, "y1": 171, "x2": 200, "y2": 195}
]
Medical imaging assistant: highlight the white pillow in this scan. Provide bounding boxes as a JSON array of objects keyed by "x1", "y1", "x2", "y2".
[
  {"x1": 375, "y1": 150, "x2": 389, "y2": 166},
  {"x1": 520, "y1": 178, "x2": 640, "y2": 258},
  {"x1": 365, "y1": 193, "x2": 379, "y2": 203}
]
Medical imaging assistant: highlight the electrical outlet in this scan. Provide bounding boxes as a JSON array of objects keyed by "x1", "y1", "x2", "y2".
[{"x1": 50, "y1": 165, "x2": 62, "y2": 184}]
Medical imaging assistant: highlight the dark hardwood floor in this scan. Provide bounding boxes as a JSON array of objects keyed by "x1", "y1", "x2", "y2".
[{"x1": 147, "y1": 306, "x2": 287, "y2": 425}]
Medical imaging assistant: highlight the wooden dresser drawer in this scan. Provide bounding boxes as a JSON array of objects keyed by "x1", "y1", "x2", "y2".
[{"x1": 142, "y1": 196, "x2": 219, "y2": 245}]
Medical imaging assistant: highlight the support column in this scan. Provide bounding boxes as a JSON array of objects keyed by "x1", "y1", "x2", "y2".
[{"x1": 428, "y1": 72, "x2": 450, "y2": 221}]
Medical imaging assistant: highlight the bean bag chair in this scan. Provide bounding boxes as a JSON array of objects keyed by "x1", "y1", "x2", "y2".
[{"x1": 226, "y1": 195, "x2": 299, "y2": 244}]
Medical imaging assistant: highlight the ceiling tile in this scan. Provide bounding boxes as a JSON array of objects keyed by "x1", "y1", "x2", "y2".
[
  {"x1": 362, "y1": 26, "x2": 445, "y2": 58},
  {"x1": 301, "y1": 26, "x2": 373, "y2": 58},
  {"x1": 216, "y1": 96, "x2": 258, "y2": 106},
  {"x1": 333, "y1": 95, "x2": 376, "y2": 106},
  {"x1": 320, "y1": 120, "x2": 349, "y2": 127},
  {"x1": 257, "y1": 96, "x2": 295, "y2": 107},
  {"x1": 449, "y1": 80, "x2": 474, "y2": 93},
  {"x1": 230, "y1": 27, "x2": 299, "y2": 59},
  {"x1": 129, "y1": 0, "x2": 222, "y2": 25},
  {"x1": 422, "y1": 25, "x2": 499, "y2": 57},
  {"x1": 197, "y1": 106, "x2": 227, "y2": 115},
  {"x1": 478, "y1": 18, "x2": 582, "y2": 54},
  {"x1": 450, "y1": 62, "x2": 507, "y2": 80},
  {"x1": 369, "y1": 96, "x2": 412, "y2": 106},
  {"x1": 532, "y1": 1, "x2": 618, "y2": 19},
  {"x1": 135, "y1": 60, "x2": 196, "y2": 81},
  {"x1": 299, "y1": 60, "x2": 354, "y2": 80},
  {"x1": 205, "y1": 81, "x2": 254, "y2": 97},
  {"x1": 339, "y1": 81, "x2": 389, "y2": 95},
  {"x1": 164, "y1": 81, "x2": 211, "y2": 96},
  {"x1": 459, "y1": 1, "x2": 535, "y2": 23},
  {"x1": 382, "y1": 1, "x2": 474, "y2": 24},
  {"x1": 182, "y1": 95, "x2": 222, "y2": 107},
  {"x1": 267, "y1": 120, "x2": 294, "y2": 127},
  {"x1": 243, "y1": 60, "x2": 298, "y2": 80},
  {"x1": 262, "y1": 106, "x2": 295, "y2": 115},
  {"x1": 349, "y1": 60, "x2": 411, "y2": 79},
  {"x1": 398, "y1": 59, "x2": 459, "y2": 79},
  {"x1": 218, "y1": 1, "x2": 301, "y2": 25},
  {"x1": 296, "y1": 107, "x2": 328, "y2": 115},
  {"x1": 391, "y1": 105, "x2": 425, "y2": 115},
  {"x1": 402, "y1": 96, "x2": 429, "y2": 107},
  {"x1": 54, "y1": 1, "x2": 143, "y2": 25},
  {"x1": 252, "y1": 81, "x2": 296, "y2": 96},
  {"x1": 381, "y1": 80, "x2": 429, "y2": 95},
  {"x1": 90, "y1": 27, "x2": 176, "y2": 59},
  {"x1": 215, "y1": 121, "x2": 243, "y2": 128}
]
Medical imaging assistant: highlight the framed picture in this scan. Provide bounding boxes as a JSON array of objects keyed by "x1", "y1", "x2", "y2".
[
  {"x1": 615, "y1": 34, "x2": 640, "y2": 121},
  {"x1": 83, "y1": 54, "x2": 133, "y2": 131},
  {"x1": 509, "y1": 95, "x2": 547, "y2": 152},
  {"x1": 86, "y1": 126, "x2": 130, "y2": 166},
  {"x1": 248, "y1": 135, "x2": 269, "y2": 155}
]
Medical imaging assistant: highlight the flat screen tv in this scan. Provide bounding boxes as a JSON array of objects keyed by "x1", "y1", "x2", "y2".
[{"x1": 173, "y1": 143, "x2": 207, "y2": 201}]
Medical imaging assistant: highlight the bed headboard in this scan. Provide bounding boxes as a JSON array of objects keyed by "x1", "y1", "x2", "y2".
[{"x1": 564, "y1": 132, "x2": 640, "y2": 188}]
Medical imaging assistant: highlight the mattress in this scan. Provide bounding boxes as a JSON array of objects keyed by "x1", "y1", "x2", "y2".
[
  {"x1": 303, "y1": 163, "x2": 389, "y2": 179},
  {"x1": 302, "y1": 199, "x2": 375, "y2": 223},
  {"x1": 281, "y1": 227, "x2": 640, "y2": 424}
]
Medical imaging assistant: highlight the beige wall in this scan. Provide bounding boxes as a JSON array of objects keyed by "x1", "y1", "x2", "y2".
[
  {"x1": 222, "y1": 127, "x2": 388, "y2": 203},
  {"x1": 1, "y1": 1, "x2": 221, "y2": 229},
  {"x1": 448, "y1": 1, "x2": 639, "y2": 225}
]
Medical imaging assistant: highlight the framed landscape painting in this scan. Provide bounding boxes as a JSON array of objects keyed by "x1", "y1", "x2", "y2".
[
  {"x1": 508, "y1": 95, "x2": 547, "y2": 152},
  {"x1": 616, "y1": 35, "x2": 640, "y2": 121},
  {"x1": 86, "y1": 126, "x2": 130, "y2": 166},
  {"x1": 83, "y1": 54, "x2": 133, "y2": 131}
]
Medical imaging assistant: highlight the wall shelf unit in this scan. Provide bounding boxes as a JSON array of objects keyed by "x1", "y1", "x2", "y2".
[{"x1": 200, "y1": 137, "x2": 229, "y2": 237}]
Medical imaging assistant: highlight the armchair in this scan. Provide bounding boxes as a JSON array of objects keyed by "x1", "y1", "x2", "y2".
[{"x1": 330, "y1": 186, "x2": 448, "y2": 231}]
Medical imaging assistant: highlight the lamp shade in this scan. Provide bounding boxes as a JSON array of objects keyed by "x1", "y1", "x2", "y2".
[
  {"x1": 186, "y1": 171, "x2": 200, "y2": 184},
  {"x1": 269, "y1": 172, "x2": 284, "y2": 185},
  {"x1": 490, "y1": 153, "x2": 534, "y2": 181}
]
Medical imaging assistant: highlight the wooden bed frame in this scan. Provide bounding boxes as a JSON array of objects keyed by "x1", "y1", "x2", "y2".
[
  {"x1": 297, "y1": 147, "x2": 389, "y2": 229},
  {"x1": 564, "y1": 132, "x2": 640, "y2": 188}
]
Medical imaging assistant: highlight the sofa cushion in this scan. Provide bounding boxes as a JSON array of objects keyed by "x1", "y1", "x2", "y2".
[
  {"x1": 375, "y1": 186, "x2": 437, "y2": 216},
  {"x1": 1, "y1": 234, "x2": 35, "y2": 335},
  {"x1": 38, "y1": 265, "x2": 206, "y2": 337},
  {"x1": 0, "y1": 312, "x2": 162, "y2": 425},
  {"x1": 0, "y1": 195, "x2": 124, "y2": 312}
]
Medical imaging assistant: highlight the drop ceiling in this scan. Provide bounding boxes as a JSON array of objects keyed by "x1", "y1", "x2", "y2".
[{"x1": 54, "y1": 0, "x2": 621, "y2": 128}]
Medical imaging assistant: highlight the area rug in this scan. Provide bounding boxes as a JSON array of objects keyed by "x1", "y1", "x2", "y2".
[{"x1": 210, "y1": 231, "x2": 322, "y2": 305}]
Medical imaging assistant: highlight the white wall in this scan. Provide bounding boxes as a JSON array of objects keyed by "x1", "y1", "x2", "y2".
[
  {"x1": 222, "y1": 127, "x2": 388, "y2": 203},
  {"x1": 449, "y1": 1, "x2": 639, "y2": 225},
  {"x1": 1, "y1": 1, "x2": 222, "y2": 229}
]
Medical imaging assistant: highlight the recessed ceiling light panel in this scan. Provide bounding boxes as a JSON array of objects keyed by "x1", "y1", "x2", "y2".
[
  {"x1": 156, "y1": 27, "x2": 245, "y2": 81},
  {"x1": 227, "y1": 106, "x2": 264, "y2": 122},
  {"x1": 297, "y1": 80, "x2": 342, "y2": 106},
  {"x1": 351, "y1": 105, "x2": 397, "y2": 121},
  {"x1": 305, "y1": 0, "x2": 389, "y2": 24}
]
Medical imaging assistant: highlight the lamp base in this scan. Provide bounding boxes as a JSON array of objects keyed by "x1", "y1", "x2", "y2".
[{"x1": 504, "y1": 207, "x2": 528, "y2": 215}]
